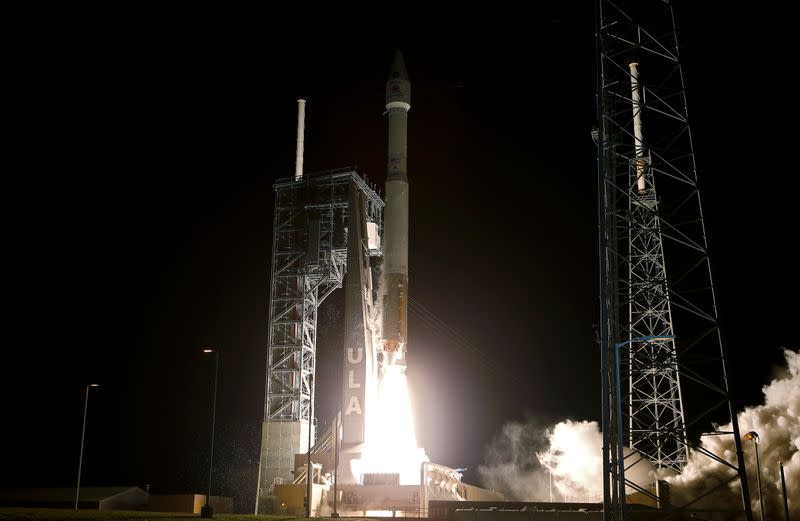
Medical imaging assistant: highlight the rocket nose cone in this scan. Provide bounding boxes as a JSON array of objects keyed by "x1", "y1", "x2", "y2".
[{"x1": 389, "y1": 50, "x2": 409, "y2": 81}]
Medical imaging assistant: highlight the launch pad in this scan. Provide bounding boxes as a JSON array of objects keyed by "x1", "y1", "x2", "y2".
[
  {"x1": 272, "y1": 459, "x2": 503, "y2": 517},
  {"x1": 255, "y1": 164, "x2": 505, "y2": 515}
]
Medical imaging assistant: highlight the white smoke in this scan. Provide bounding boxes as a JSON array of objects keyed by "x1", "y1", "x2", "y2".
[
  {"x1": 478, "y1": 419, "x2": 653, "y2": 502},
  {"x1": 479, "y1": 348, "x2": 798, "y2": 517},
  {"x1": 669, "y1": 347, "x2": 799, "y2": 518},
  {"x1": 539, "y1": 420, "x2": 655, "y2": 502},
  {"x1": 478, "y1": 419, "x2": 551, "y2": 501},
  {"x1": 536, "y1": 420, "x2": 606, "y2": 502}
]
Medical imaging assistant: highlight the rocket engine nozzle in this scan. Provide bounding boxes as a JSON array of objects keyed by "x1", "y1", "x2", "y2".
[{"x1": 378, "y1": 346, "x2": 407, "y2": 373}]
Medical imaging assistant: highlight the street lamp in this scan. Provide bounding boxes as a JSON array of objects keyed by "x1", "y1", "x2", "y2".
[
  {"x1": 75, "y1": 384, "x2": 99, "y2": 510},
  {"x1": 201, "y1": 348, "x2": 219, "y2": 519},
  {"x1": 744, "y1": 431, "x2": 764, "y2": 521}
]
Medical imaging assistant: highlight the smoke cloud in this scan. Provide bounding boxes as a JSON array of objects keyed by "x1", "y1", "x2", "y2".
[
  {"x1": 478, "y1": 418, "x2": 552, "y2": 501},
  {"x1": 478, "y1": 419, "x2": 652, "y2": 502},
  {"x1": 668, "y1": 347, "x2": 799, "y2": 517},
  {"x1": 479, "y1": 348, "x2": 798, "y2": 517}
]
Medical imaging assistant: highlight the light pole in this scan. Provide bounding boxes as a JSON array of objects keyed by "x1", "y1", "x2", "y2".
[
  {"x1": 75, "y1": 384, "x2": 99, "y2": 510},
  {"x1": 779, "y1": 461, "x2": 789, "y2": 521},
  {"x1": 202, "y1": 348, "x2": 219, "y2": 519},
  {"x1": 744, "y1": 431, "x2": 765, "y2": 521}
]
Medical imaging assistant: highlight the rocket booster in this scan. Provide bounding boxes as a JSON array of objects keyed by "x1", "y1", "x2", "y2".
[{"x1": 381, "y1": 51, "x2": 411, "y2": 370}]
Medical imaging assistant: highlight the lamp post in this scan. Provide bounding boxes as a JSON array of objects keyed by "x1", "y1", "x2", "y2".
[
  {"x1": 744, "y1": 431, "x2": 765, "y2": 521},
  {"x1": 75, "y1": 384, "x2": 99, "y2": 510},
  {"x1": 201, "y1": 348, "x2": 219, "y2": 519},
  {"x1": 779, "y1": 461, "x2": 789, "y2": 521}
]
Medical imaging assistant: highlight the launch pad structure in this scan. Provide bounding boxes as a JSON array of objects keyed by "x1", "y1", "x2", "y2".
[
  {"x1": 255, "y1": 167, "x2": 383, "y2": 512},
  {"x1": 254, "y1": 165, "x2": 502, "y2": 518},
  {"x1": 255, "y1": 54, "x2": 504, "y2": 516}
]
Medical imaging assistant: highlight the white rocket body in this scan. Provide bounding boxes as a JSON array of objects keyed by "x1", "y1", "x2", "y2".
[{"x1": 381, "y1": 51, "x2": 411, "y2": 371}]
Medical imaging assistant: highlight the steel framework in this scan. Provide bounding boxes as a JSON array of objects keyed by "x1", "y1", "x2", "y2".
[
  {"x1": 256, "y1": 168, "x2": 383, "y2": 513},
  {"x1": 595, "y1": 1, "x2": 753, "y2": 519},
  {"x1": 625, "y1": 59, "x2": 687, "y2": 473}
]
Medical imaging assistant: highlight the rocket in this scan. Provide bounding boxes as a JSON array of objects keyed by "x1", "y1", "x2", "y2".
[{"x1": 381, "y1": 51, "x2": 411, "y2": 372}]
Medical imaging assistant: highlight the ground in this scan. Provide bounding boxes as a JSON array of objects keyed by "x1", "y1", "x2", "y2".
[{"x1": 0, "y1": 509, "x2": 372, "y2": 521}]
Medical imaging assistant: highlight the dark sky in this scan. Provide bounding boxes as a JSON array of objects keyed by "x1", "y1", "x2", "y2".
[{"x1": 5, "y1": 1, "x2": 797, "y2": 513}]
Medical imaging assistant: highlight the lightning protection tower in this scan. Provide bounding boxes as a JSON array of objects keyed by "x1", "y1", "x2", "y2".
[{"x1": 594, "y1": 1, "x2": 752, "y2": 519}]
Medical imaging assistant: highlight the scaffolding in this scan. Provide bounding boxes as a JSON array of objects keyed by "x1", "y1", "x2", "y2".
[
  {"x1": 256, "y1": 168, "x2": 383, "y2": 513},
  {"x1": 594, "y1": 1, "x2": 752, "y2": 519}
]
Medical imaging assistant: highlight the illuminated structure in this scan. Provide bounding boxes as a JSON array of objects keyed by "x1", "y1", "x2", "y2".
[
  {"x1": 594, "y1": 1, "x2": 752, "y2": 519},
  {"x1": 256, "y1": 53, "x2": 499, "y2": 515},
  {"x1": 255, "y1": 168, "x2": 383, "y2": 513}
]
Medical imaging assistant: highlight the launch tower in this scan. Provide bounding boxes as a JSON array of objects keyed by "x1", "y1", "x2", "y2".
[
  {"x1": 595, "y1": 1, "x2": 752, "y2": 520},
  {"x1": 255, "y1": 168, "x2": 383, "y2": 513}
]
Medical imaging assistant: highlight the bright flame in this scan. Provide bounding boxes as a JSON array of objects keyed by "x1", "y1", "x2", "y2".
[{"x1": 353, "y1": 364, "x2": 429, "y2": 484}]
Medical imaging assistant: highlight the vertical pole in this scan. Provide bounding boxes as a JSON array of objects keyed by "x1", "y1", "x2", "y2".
[
  {"x1": 295, "y1": 99, "x2": 306, "y2": 181},
  {"x1": 420, "y1": 462, "x2": 428, "y2": 517},
  {"x1": 207, "y1": 352, "x2": 219, "y2": 510},
  {"x1": 75, "y1": 385, "x2": 91, "y2": 510},
  {"x1": 754, "y1": 440, "x2": 764, "y2": 521},
  {"x1": 333, "y1": 411, "x2": 340, "y2": 517},
  {"x1": 779, "y1": 461, "x2": 789, "y2": 521},
  {"x1": 729, "y1": 374, "x2": 754, "y2": 520},
  {"x1": 306, "y1": 371, "x2": 314, "y2": 518},
  {"x1": 595, "y1": 0, "x2": 613, "y2": 517},
  {"x1": 614, "y1": 344, "x2": 628, "y2": 521}
]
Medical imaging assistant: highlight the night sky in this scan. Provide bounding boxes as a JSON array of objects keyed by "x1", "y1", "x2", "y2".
[{"x1": 4, "y1": 1, "x2": 797, "y2": 513}]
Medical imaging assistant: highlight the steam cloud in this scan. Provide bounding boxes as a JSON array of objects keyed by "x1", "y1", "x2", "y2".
[
  {"x1": 478, "y1": 419, "x2": 652, "y2": 502},
  {"x1": 669, "y1": 347, "x2": 799, "y2": 517},
  {"x1": 477, "y1": 418, "x2": 552, "y2": 502},
  {"x1": 478, "y1": 348, "x2": 798, "y2": 517}
]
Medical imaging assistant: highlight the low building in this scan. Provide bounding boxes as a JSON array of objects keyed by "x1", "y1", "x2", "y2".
[{"x1": 0, "y1": 486, "x2": 148, "y2": 510}]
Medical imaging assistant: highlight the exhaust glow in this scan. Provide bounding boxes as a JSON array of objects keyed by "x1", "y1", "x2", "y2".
[{"x1": 353, "y1": 365, "x2": 428, "y2": 484}]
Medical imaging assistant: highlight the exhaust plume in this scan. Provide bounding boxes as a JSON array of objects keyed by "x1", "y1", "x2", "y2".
[{"x1": 350, "y1": 264, "x2": 429, "y2": 484}]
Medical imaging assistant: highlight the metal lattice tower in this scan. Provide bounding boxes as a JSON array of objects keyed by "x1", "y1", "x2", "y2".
[
  {"x1": 625, "y1": 61, "x2": 687, "y2": 472},
  {"x1": 594, "y1": 1, "x2": 753, "y2": 519},
  {"x1": 256, "y1": 168, "x2": 383, "y2": 513}
]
